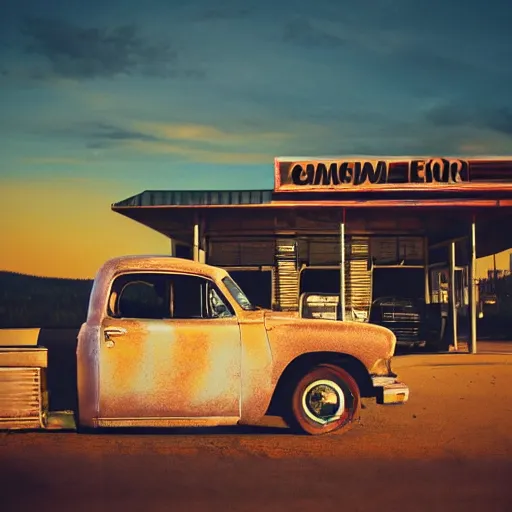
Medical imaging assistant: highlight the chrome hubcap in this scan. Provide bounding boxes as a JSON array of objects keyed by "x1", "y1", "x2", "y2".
[{"x1": 301, "y1": 379, "x2": 345, "y2": 425}]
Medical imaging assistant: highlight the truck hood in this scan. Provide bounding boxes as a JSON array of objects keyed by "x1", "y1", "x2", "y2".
[
  {"x1": 261, "y1": 309, "x2": 397, "y2": 360},
  {"x1": 263, "y1": 309, "x2": 300, "y2": 321}
]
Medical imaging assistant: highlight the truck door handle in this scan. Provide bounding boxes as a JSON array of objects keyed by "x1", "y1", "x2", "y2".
[{"x1": 104, "y1": 327, "x2": 127, "y2": 338}]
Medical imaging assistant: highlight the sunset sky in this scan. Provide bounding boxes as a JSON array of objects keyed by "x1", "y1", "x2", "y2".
[{"x1": 1, "y1": 0, "x2": 511, "y2": 279}]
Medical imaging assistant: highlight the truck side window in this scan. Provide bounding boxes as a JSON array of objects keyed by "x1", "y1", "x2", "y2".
[
  {"x1": 110, "y1": 273, "x2": 170, "y2": 319},
  {"x1": 171, "y1": 274, "x2": 234, "y2": 319},
  {"x1": 108, "y1": 273, "x2": 234, "y2": 320},
  {"x1": 171, "y1": 274, "x2": 203, "y2": 319}
]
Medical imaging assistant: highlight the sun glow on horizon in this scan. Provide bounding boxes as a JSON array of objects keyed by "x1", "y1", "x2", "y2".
[
  {"x1": 1, "y1": 178, "x2": 170, "y2": 279},
  {"x1": 1, "y1": 176, "x2": 508, "y2": 280}
]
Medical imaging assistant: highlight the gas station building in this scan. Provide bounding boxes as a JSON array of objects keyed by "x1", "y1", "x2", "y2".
[{"x1": 112, "y1": 156, "x2": 512, "y2": 353}]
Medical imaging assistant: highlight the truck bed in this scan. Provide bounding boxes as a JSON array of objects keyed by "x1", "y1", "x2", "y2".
[{"x1": 0, "y1": 328, "x2": 79, "y2": 414}]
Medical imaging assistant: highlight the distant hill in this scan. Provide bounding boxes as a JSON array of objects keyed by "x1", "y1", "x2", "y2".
[{"x1": 0, "y1": 271, "x2": 93, "y2": 328}]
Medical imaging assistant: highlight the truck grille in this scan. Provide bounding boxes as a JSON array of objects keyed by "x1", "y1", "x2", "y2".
[
  {"x1": 382, "y1": 311, "x2": 421, "y2": 322},
  {"x1": 391, "y1": 327, "x2": 421, "y2": 343}
]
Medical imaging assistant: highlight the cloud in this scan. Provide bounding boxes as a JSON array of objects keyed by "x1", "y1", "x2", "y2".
[
  {"x1": 455, "y1": 133, "x2": 512, "y2": 155},
  {"x1": 80, "y1": 120, "x2": 292, "y2": 149},
  {"x1": 124, "y1": 115, "x2": 511, "y2": 159},
  {"x1": 425, "y1": 103, "x2": 473, "y2": 127},
  {"x1": 281, "y1": 15, "x2": 413, "y2": 54},
  {"x1": 126, "y1": 139, "x2": 273, "y2": 164},
  {"x1": 76, "y1": 120, "x2": 288, "y2": 164},
  {"x1": 183, "y1": 0, "x2": 256, "y2": 21},
  {"x1": 133, "y1": 121, "x2": 291, "y2": 145},
  {"x1": 18, "y1": 16, "x2": 185, "y2": 79},
  {"x1": 281, "y1": 16, "x2": 480, "y2": 82},
  {"x1": 426, "y1": 103, "x2": 512, "y2": 136},
  {"x1": 20, "y1": 156, "x2": 88, "y2": 165},
  {"x1": 282, "y1": 18, "x2": 346, "y2": 48},
  {"x1": 197, "y1": 6, "x2": 253, "y2": 21},
  {"x1": 88, "y1": 123, "x2": 160, "y2": 146},
  {"x1": 484, "y1": 108, "x2": 512, "y2": 136}
]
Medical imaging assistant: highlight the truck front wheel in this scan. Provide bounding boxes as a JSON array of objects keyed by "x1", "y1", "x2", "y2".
[{"x1": 287, "y1": 364, "x2": 361, "y2": 435}]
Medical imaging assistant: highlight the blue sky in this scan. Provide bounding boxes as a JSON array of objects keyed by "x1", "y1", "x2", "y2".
[
  {"x1": 1, "y1": 0, "x2": 511, "y2": 277},
  {"x1": 2, "y1": 0, "x2": 512, "y2": 192}
]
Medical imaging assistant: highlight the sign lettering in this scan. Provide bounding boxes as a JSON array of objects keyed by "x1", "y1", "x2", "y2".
[
  {"x1": 275, "y1": 157, "x2": 472, "y2": 192},
  {"x1": 291, "y1": 161, "x2": 391, "y2": 186}
]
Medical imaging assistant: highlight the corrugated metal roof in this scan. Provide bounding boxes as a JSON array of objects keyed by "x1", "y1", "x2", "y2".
[{"x1": 113, "y1": 190, "x2": 274, "y2": 207}]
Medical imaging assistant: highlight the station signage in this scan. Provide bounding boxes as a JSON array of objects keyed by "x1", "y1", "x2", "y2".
[{"x1": 274, "y1": 157, "x2": 472, "y2": 192}]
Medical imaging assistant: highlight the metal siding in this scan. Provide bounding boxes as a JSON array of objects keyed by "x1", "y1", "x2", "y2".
[
  {"x1": 274, "y1": 240, "x2": 299, "y2": 310},
  {"x1": 209, "y1": 240, "x2": 275, "y2": 266},
  {"x1": 209, "y1": 242, "x2": 240, "y2": 266},
  {"x1": 0, "y1": 367, "x2": 44, "y2": 429},
  {"x1": 345, "y1": 237, "x2": 373, "y2": 321},
  {"x1": 114, "y1": 190, "x2": 273, "y2": 207},
  {"x1": 308, "y1": 237, "x2": 341, "y2": 265}
]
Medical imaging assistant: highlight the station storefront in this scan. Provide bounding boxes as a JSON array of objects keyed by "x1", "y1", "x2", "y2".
[{"x1": 112, "y1": 156, "x2": 512, "y2": 353}]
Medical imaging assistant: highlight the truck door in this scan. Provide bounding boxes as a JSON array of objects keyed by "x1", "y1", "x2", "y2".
[{"x1": 98, "y1": 272, "x2": 241, "y2": 421}]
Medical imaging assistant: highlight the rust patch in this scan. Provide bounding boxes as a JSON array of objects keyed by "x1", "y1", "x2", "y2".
[
  {"x1": 167, "y1": 327, "x2": 211, "y2": 411},
  {"x1": 99, "y1": 318, "x2": 149, "y2": 417},
  {"x1": 237, "y1": 317, "x2": 274, "y2": 424},
  {"x1": 98, "y1": 318, "x2": 241, "y2": 420},
  {"x1": 165, "y1": 320, "x2": 241, "y2": 417},
  {"x1": 262, "y1": 312, "x2": 396, "y2": 388}
]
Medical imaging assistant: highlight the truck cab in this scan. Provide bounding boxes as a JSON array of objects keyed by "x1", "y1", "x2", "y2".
[{"x1": 1, "y1": 255, "x2": 409, "y2": 436}]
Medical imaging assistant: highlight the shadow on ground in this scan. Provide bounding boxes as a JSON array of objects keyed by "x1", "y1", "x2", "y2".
[{"x1": 80, "y1": 423, "x2": 294, "y2": 436}]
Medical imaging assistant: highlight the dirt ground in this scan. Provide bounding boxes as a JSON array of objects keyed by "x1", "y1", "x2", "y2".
[{"x1": 1, "y1": 340, "x2": 511, "y2": 512}]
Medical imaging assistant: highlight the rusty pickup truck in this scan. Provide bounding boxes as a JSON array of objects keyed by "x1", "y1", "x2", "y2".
[{"x1": 0, "y1": 256, "x2": 409, "y2": 436}]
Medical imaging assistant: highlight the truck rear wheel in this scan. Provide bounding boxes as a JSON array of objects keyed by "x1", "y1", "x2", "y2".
[{"x1": 287, "y1": 364, "x2": 361, "y2": 435}]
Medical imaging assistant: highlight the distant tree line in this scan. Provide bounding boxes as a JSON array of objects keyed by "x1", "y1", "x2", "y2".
[
  {"x1": 0, "y1": 272, "x2": 93, "y2": 329},
  {"x1": 1, "y1": 270, "x2": 512, "y2": 338}
]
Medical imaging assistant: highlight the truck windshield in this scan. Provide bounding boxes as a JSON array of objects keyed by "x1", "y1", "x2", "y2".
[{"x1": 222, "y1": 276, "x2": 257, "y2": 310}]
